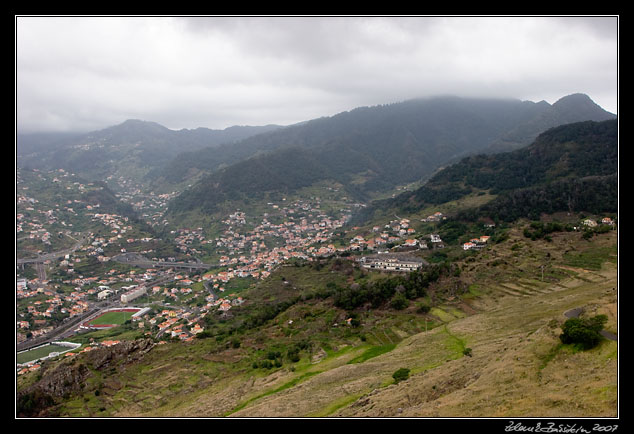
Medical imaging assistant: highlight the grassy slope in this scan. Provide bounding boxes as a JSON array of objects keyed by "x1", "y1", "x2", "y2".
[
  {"x1": 336, "y1": 263, "x2": 617, "y2": 417},
  {"x1": 223, "y1": 269, "x2": 617, "y2": 417}
]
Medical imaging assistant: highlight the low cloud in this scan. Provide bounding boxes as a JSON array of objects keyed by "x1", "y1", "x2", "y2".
[{"x1": 16, "y1": 16, "x2": 618, "y2": 133}]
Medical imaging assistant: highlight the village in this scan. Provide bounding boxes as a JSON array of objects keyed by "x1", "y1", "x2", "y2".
[
  {"x1": 16, "y1": 169, "x2": 618, "y2": 373},
  {"x1": 17, "y1": 171, "x2": 441, "y2": 354},
  {"x1": 16, "y1": 199, "x2": 467, "y2": 351}
]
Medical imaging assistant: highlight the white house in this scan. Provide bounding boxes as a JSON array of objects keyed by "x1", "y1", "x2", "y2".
[
  {"x1": 463, "y1": 242, "x2": 476, "y2": 250},
  {"x1": 583, "y1": 219, "x2": 597, "y2": 227}
]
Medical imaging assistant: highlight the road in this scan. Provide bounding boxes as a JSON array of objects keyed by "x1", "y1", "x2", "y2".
[
  {"x1": 204, "y1": 280, "x2": 219, "y2": 302},
  {"x1": 113, "y1": 252, "x2": 220, "y2": 271},
  {"x1": 16, "y1": 307, "x2": 100, "y2": 353},
  {"x1": 16, "y1": 275, "x2": 176, "y2": 353},
  {"x1": 564, "y1": 307, "x2": 617, "y2": 341},
  {"x1": 16, "y1": 233, "x2": 88, "y2": 266},
  {"x1": 17, "y1": 238, "x2": 215, "y2": 350}
]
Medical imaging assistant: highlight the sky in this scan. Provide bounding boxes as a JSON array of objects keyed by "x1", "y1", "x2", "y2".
[{"x1": 15, "y1": 15, "x2": 619, "y2": 134}]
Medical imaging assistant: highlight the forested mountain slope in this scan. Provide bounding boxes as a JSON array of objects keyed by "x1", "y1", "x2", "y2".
[
  {"x1": 354, "y1": 119, "x2": 618, "y2": 224},
  {"x1": 168, "y1": 94, "x2": 615, "y2": 216}
]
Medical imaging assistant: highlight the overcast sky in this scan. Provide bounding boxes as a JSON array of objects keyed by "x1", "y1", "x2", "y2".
[{"x1": 15, "y1": 15, "x2": 618, "y2": 134}]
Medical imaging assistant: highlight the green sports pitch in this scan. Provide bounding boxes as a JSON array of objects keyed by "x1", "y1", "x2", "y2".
[
  {"x1": 17, "y1": 344, "x2": 72, "y2": 364},
  {"x1": 88, "y1": 310, "x2": 137, "y2": 326}
]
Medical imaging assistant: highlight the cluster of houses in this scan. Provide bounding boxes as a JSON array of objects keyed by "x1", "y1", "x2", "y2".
[
  {"x1": 16, "y1": 169, "x2": 139, "y2": 252},
  {"x1": 16, "y1": 191, "x2": 55, "y2": 245},
  {"x1": 583, "y1": 217, "x2": 615, "y2": 227},
  {"x1": 17, "y1": 257, "x2": 190, "y2": 340},
  {"x1": 421, "y1": 212, "x2": 446, "y2": 223},
  {"x1": 108, "y1": 174, "x2": 179, "y2": 229},
  {"x1": 16, "y1": 278, "x2": 97, "y2": 342},
  {"x1": 348, "y1": 215, "x2": 449, "y2": 252},
  {"x1": 18, "y1": 167, "x2": 618, "y2": 355},
  {"x1": 17, "y1": 173, "x2": 357, "y2": 348},
  {"x1": 349, "y1": 218, "x2": 416, "y2": 251},
  {"x1": 202, "y1": 200, "x2": 352, "y2": 279},
  {"x1": 462, "y1": 235, "x2": 491, "y2": 251},
  {"x1": 171, "y1": 227, "x2": 206, "y2": 256}
]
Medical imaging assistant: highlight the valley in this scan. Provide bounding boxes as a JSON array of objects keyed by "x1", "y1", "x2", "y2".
[
  {"x1": 16, "y1": 215, "x2": 618, "y2": 418},
  {"x1": 16, "y1": 97, "x2": 618, "y2": 419}
]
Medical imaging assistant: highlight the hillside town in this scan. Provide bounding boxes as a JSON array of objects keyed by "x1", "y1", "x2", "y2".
[{"x1": 16, "y1": 168, "x2": 618, "y2": 372}]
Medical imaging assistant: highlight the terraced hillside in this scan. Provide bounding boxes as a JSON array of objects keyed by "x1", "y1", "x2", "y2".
[
  {"x1": 17, "y1": 223, "x2": 616, "y2": 418},
  {"x1": 224, "y1": 229, "x2": 618, "y2": 418}
]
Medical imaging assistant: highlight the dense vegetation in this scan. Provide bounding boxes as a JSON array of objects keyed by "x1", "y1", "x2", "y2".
[
  {"x1": 168, "y1": 95, "x2": 615, "y2": 216},
  {"x1": 560, "y1": 314, "x2": 608, "y2": 350},
  {"x1": 168, "y1": 147, "x2": 337, "y2": 214},
  {"x1": 192, "y1": 258, "x2": 452, "y2": 350},
  {"x1": 331, "y1": 263, "x2": 449, "y2": 311},
  {"x1": 356, "y1": 119, "x2": 617, "y2": 225},
  {"x1": 472, "y1": 173, "x2": 617, "y2": 222}
]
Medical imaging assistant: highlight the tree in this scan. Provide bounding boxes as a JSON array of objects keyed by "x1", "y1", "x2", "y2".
[
  {"x1": 390, "y1": 293, "x2": 409, "y2": 310},
  {"x1": 559, "y1": 314, "x2": 608, "y2": 350},
  {"x1": 392, "y1": 368, "x2": 410, "y2": 384}
]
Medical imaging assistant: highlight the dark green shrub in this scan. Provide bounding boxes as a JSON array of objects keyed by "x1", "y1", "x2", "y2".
[
  {"x1": 392, "y1": 368, "x2": 410, "y2": 383},
  {"x1": 559, "y1": 314, "x2": 607, "y2": 350},
  {"x1": 390, "y1": 293, "x2": 409, "y2": 310},
  {"x1": 417, "y1": 303, "x2": 431, "y2": 314}
]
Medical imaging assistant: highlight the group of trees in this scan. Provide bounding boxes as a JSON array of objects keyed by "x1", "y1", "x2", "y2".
[
  {"x1": 475, "y1": 174, "x2": 617, "y2": 223},
  {"x1": 523, "y1": 221, "x2": 573, "y2": 241},
  {"x1": 195, "y1": 258, "x2": 453, "y2": 350},
  {"x1": 560, "y1": 314, "x2": 608, "y2": 350},
  {"x1": 332, "y1": 263, "x2": 449, "y2": 311}
]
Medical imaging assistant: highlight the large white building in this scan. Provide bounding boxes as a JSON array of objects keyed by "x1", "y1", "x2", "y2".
[
  {"x1": 121, "y1": 286, "x2": 147, "y2": 303},
  {"x1": 358, "y1": 253, "x2": 425, "y2": 272},
  {"x1": 17, "y1": 278, "x2": 28, "y2": 291}
]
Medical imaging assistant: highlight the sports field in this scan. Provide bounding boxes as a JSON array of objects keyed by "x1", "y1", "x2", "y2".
[
  {"x1": 17, "y1": 344, "x2": 72, "y2": 364},
  {"x1": 88, "y1": 309, "x2": 137, "y2": 326}
]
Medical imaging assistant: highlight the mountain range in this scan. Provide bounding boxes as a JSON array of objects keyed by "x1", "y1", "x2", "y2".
[
  {"x1": 17, "y1": 93, "x2": 616, "y2": 221},
  {"x1": 166, "y1": 93, "x2": 615, "y2": 216},
  {"x1": 16, "y1": 120, "x2": 283, "y2": 183},
  {"x1": 16, "y1": 94, "x2": 619, "y2": 419},
  {"x1": 17, "y1": 118, "x2": 619, "y2": 417}
]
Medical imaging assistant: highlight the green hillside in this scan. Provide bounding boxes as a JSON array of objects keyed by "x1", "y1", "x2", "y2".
[
  {"x1": 166, "y1": 95, "x2": 615, "y2": 220},
  {"x1": 17, "y1": 120, "x2": 283, "y2": 188},
  {"x1": 16, "y1": 221, "x2": 618, "y2": 418},
  {"x1": 354, "y1": 119, "x2": 618, "y2": 225}
]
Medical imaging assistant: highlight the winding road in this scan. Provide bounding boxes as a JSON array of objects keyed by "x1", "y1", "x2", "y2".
[
  {"x1": 564, "y1": 307, "x2": 617, "y2": 341},
  {"x1": 16, "y1": 233, "x2": 88, "y2": 266},
  {"x1": 113, "y1": 252, "x2": 220, "y2": 271}
]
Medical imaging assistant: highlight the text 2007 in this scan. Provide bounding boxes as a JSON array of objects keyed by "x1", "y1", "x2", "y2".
[{"x1": 593, "y1": 425, "x2": 618, "y2": 432}]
